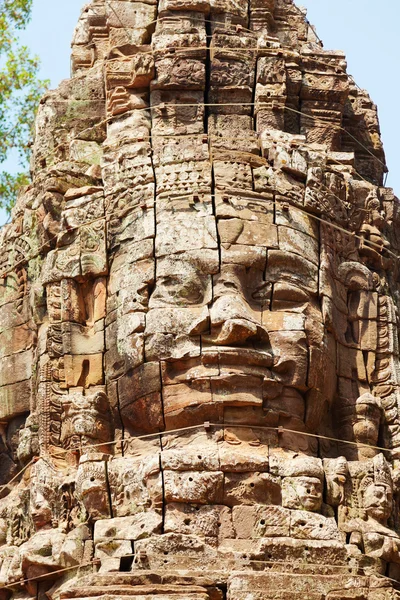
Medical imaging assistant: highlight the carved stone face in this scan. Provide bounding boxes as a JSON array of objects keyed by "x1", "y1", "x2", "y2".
[
  {"x1": 3, "y1": 0, "x2": 400, "y2": 595},
  {"x1": 29, "y1": 485, "x2": 53, "y2": 531},
  {"x1": 282, "y1": 475, "x2": 323, "y2": 512},
  {"x1": 363, "y1": 483, "x2": 392, "y2": 522},
  {"x1": 118, "y1": 197, "x2": 327, "y2": 436},
  {"x1": 61, "y1": 390, "x2": 113, "y2": 451},
  {"x1": 28, "y1": 461, "x2": 60, "y2": 531},
  {"x1": 75, "y1": 457, "x2": 111, "y2": 520}
]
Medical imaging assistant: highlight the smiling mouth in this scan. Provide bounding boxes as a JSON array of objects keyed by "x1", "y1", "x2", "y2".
[{"x1": 201, "y1": 347, "x2": 274, "y2": 369}]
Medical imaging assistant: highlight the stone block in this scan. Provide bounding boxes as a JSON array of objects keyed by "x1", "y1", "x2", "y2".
[
  {"x1": 0, "y1": 350, "x2": 33, "y2": 387},
  {"x1": 107, "y1": 2, "x2": 157, "y2": 29},
  {"x1": 164, "y1": 503, "x2": 233, "y2": 540},
  {"x1": 223, "y1": 472, "x2": 281, "y2": 507},
  {"x1": 146, "y1": 306, "x2": 209, "y2": 335},
  {"x1": 163, "y1": 388, "x2": 224, "y2": 429},
  {"x1": 145, "y1": 332, "x2": 201, "y2": 361},
  {"x1": 219, "y1": 444, "x2": 269, "y2": 472},
  {"x1": 95, "y1": 539, "x2": 132, "y2": 559},
  {"x1": 151, "y1": 90, "x2": 205, "y2": 135},
  {"x1": 61, "y1": 322, "x2": 105, "y2": 355},
  {"x1": 155, "y1": 215, "x2": 217, "y2": 256},
  {"x1": 289, "y1": 510, "x2": 342, "y2": 541},
  {"x1": 218, "y1": 218, "x2": 278, "y2": 247},
  {"x1": 164, "y1": 470, "x2": 224, "y2": 504},
  {"x1": 161, "y1": 447, "x2": 220, "y2": 471},
  {"x1": 94, "y1": 513, "x2": 162, "y2": 543},
  {"x1": 232, "y1": 505, "x2": 290, "y2": 538},
  {"x1": 0, "y1": 324, "x2": 34, "y2": 359},
  {"x1": 118, "y1": 365, "x2": 163, "y2": 431},
  {"x1": 64, "y1": 354, "x2": 104, "y2": 387},
  {"x1": 213, "y1": 161, "x2": 253, "y2": 190},
  {"x1": 153, "y1": 57, "x2": 205, "y2": 90},
  {"x1": 0, "y1": 379, "x2": 32, "y2": 420},
  {"x1": 277, "y1": 225, "x2": 319, "y2": 265}
]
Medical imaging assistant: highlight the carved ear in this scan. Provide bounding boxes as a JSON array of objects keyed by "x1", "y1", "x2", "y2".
[{"x1": 337, "y1": 261, "x2": 374, "y2": 291}]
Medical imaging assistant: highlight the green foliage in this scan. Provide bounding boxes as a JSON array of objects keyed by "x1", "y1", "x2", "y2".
[{"x1": 0, "y1": 0, "x2": 49, "y2": 213}]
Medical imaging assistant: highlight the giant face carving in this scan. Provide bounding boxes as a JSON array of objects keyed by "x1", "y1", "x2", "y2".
[
  {"x1": 112, "y1": 181, "x2": 384, "y2": 452},
  {"x1": 111, "y1": 214, "x2": 316, "y2": 443},
  {"x1": 2, "y1": 0, "x2": 400, "y2": 597},
  {"x1": 144, "y1": 196, "x2": 321, "y2": 432}
]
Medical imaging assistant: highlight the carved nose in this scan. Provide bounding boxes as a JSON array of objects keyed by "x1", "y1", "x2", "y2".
[
  {"x1": 205, "y1": 318, "x2": 258, "y2": 345},
  {"x1": 205, "y1": 295, "x2": 269, "y2": 345}
]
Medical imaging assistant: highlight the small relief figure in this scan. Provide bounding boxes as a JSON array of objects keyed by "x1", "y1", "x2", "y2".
[
  {"x1": 280, "y1": 457, "x2": 324, "y2": 513},
  {"x1": 358, "y1": 190, "x2": 390, "y2": 269},
  {"x1": 0, "y1": 489, "x2": 30, "y2": 587},
  {"x1": 276, "y1": 455, "x2": 343, "y2": 541},
  {"x1": 75, "y1": 454, "x2": 112, "y2": 520},
  {"x1": 16, "y1": 414, "x2": 40, "y2": 465},
  {"x1": 61, "y1": 388, "x2": 114, "y2": 457},
  {"x1": 5, "y1": 460, "x2": 85, "y2": 590},
  {"x1": 342, "y1": 454, "x2": 400, "y2": 567},
  {"x1": 108, "y1": 455, "x2": 163, "y2": 518},
  {"x1": 339, "y1": 393, "x2": 383, "y2": 462},
  {"x1": 323, "y1": 456, "x2": 349, "y2": 507},
  {"x1": 352, "y1": 394, "x2": 383, "y2": 461}
]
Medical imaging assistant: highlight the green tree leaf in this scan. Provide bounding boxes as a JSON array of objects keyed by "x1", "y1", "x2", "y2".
[{"x1": 0, "y1": 0, "x2": 48, "y2": 213}]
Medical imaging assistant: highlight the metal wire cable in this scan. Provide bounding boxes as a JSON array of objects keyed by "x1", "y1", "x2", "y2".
[
  {"x1": 0, "y1": 176, "x2": 397, "y2": 283},
  {"x1": 42, "y1": 419, "x2": 400, "y2": 461},
  {"x1": 0, "y1": 552, "x2": 399, "y2": 591},
  {"x1": 0, "y1": 458, "x2": 35, "y2": 494},
  {"x1": 28, "y1": 97, "x2": 386, "y2": 186}
]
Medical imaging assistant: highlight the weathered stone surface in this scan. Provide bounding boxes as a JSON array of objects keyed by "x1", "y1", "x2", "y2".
[{"x1": 0, "y1": 1, "x2": 399, "y2": 599}]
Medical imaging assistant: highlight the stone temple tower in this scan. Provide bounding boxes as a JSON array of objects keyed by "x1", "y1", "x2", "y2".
[{"x1": 1, "y1": 0, "x2": 400, "y2": 598}]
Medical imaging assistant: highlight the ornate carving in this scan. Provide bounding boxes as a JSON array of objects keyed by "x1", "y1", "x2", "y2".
[{"x1": 1, "y1": 0, "x2": 400, "y2": 598}]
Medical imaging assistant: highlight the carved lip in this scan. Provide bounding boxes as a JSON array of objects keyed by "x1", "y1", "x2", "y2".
[{"x1": 201, "y1": 347, "x2": 273, "y2": 368}]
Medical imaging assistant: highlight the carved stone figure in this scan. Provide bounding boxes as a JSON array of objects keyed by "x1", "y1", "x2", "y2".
[
  {"x1": 0, "y1": 0, "x2": 400, "y2": 598},
  {"x1": 1, "y1": 460, "x2": 85, "y2": 592},
  {"x1": 274, "y1": 456, "x2": 324, "y2": 512},
  {"x1": 60, "y1": 388, "x2": 114, "y2": 454},
  {"x1": 341, "y1": 455, "x2": 400, "y2": 575}
]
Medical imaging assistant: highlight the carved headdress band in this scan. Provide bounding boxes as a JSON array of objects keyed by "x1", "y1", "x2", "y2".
[{"x1": 358, "y1": 454, "x2": 392, "y2": 498}]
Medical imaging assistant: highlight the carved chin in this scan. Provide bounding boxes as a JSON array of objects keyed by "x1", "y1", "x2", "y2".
[
  {"x1": 301, "y1": 497, "x2": 322, "y2": 512},
  {"x1": 31, "y1": 512, "x2": 51, "y2": 530},
  {"x1": 367, "y1": 506, "x2": 391, "y2": 521}
]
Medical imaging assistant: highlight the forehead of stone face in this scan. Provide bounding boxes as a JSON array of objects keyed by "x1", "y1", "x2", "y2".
[
  {"x1": 270, "y1": 455, "x2": 324, "y2": 479},
  {"x1": 153, "y1": 192, "x2": 320, "y2": 298},
  {"x1": 295, "y1": 476, "x2": 323, "y2": 487}
]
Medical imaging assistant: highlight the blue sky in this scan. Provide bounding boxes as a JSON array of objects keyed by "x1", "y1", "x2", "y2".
[{"x1": 0, "y1": 0, "x2": 398, "y2": 224}]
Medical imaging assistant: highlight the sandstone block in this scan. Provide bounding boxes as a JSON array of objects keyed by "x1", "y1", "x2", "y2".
[
  {"x1": 232, "y1": 505, "x2": 290, "y2": 538},
  {"x1": 0, "y1": 379, "x2": 32, "y2": 420},
  {"x1": 0, "y1": 350, "x2": 33, "y2": 387},
  {"x1": 94, "y1": 513, "x2": 162, "y2": 544},
  {"x1": 164, "y1": 470, "x2": 224, "y2": 504},
  {"x1": 223, "y1": 472, "x2": 281, "y2": 507},
  {"x1": 164, "y1": 503, "x2": 233, "y2": 540}
]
